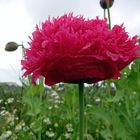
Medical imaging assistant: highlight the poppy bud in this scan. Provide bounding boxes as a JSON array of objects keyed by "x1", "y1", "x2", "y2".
[
  {"x1": 100, "y1": 0, "x2": 114, "y2": 9},
  {"x1": 5, "y1": 42, "x2": 18, "y2": 51}
]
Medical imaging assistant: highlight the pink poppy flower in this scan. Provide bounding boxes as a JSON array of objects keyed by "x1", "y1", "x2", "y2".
[{"x1": 21, "y1": 13, "x2": 140, "y2": 86}]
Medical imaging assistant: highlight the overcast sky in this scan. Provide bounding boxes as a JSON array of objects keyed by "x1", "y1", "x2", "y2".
[{"x1": 0, "y1": 0, "x2": 140, "y2": 85}]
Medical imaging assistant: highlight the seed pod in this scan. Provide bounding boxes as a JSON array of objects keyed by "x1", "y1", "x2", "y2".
[
  {"x1": 100, "y1": 0, "x2": 114, "y2": 9},
  {"x1": 5, "y1": 42, "x2": 18, "y2": 51}
]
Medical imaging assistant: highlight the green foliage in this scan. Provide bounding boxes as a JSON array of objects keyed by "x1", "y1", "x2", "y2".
[{"x1": 0, "y1": 60, "x2": 140, "y2": 139}]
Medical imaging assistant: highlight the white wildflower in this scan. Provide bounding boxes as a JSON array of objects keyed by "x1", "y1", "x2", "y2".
[
  {"x1": 54, "y1": 104, "x2": 59, "y2": 108},
  {"x1": 15, "y1": 120, "x2": 25, "y2": 131},
  {"x1": 60, "y1": 100, "x2": 64, "y2": 104},
  {"x1": 0, "y1": 130, "x2": 12, "y2": 139},
  {"x1": 7, "y1": 114, "x2": 14, "y2": 124},
  {"x1": 0, "y1": 110, "x2": 6, "y2": 116},
  {"x1": 95, "y1": 98, "x2": 101, "y2": 105},
  {"x1": 7, "y1": 98, "x2": 14, "y2": 104},
  {"x1": 0, "y1": 110, "x2": 11, "y2": 116},
  {"x1": 22, "y1": 122, "x2": 25, "y2": 127},
  {"x1": 13, "y1": 109, "x2": 17, "y2": 114},
  {"x1": 1, "y1": 107, "x2": 5, "y2": 110},
  {"x1": 95, "y1": 98, "x2": 101, "y2": 102},
  {"x1": 57, "y1": 87, "x2": 64, "y2": 91},
  {"x1": 0, "y1": 99, "x2": 3, "y2": 103},
  {"x1": 54, "y1": 95, "x2": 59, "y2": 100},
  {"x1": 15, "y1": 124, "x2": 22, "y2": 131},
  {"x1": 87, "y1": 104, "x2": 92, "y2": 108},
  {"x1": 66, "y1": 123, "x2": 73, "y2": 132},
  {"x1": 15, "y1": 117, "x2": 19, "y2": 121},
  {"x1": 46, "y1": 131, "x2": 55, "y2": 138},
  {"x1": 50, "y1": 91, "x2": 58, "y2": 97},
  {"x1": 23, "y1": 126, "x2": 29, "y2": 132},
  {"x1": 54, "y1": 123, "x2": 58, "y2": 127},
  {"x1": 54, "y1": 100, "x2": 61, "y2": 104},
  {"x1": 5, "y1": 102, "x2": 7, "y2": 105},
  {"x1": 43, "y1": 117, "x2": 51, "y2": 125},
  {"x1": 64, "y1": 133, "x2": 71, "y2": 139},
  {"x1": 48, "y1": 106, "x2": 52, "y2": 110}
]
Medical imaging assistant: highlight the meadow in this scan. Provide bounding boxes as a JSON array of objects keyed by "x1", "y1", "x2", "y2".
[{"x1": 0, "y1": 59, "x2": 140, "y2": 140}]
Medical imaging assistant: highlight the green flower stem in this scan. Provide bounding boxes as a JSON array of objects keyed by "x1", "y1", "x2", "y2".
[
  {"x1": 138, "y1": 39, "x2": 140, "y2": 90},
  {"x1": 104, "y1": 9, "x2": 106, "y2": 19},
  {"x1": 107, "y1": 1, "x2": 111, "y2": 29},
  {"x1": 39, "y1": 90, "x2": 42, "y2": 140},
  {"x1": 20, "y1": 42, "x2": 24, "y2": 96},
  {"x1": 79, "y1": 83, "x2": 84, "y2": 140},
  {"x1": 19, "y1": 43, "x2": 25, "y2": 119}
]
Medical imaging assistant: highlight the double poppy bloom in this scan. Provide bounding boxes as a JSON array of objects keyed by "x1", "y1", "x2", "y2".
[{"x1": 21, "y1": 14, "x2": 140, "y2": 86}]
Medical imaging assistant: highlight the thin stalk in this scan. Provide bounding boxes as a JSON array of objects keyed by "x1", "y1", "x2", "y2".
[
  {"x1": 79, "y1": 83, "x2": 84, "y2": 140},
  {"x1": 85, "y1": 112, "x2": 88, "y2": 137},
  {"x1": 20, "y1": 42, "x2": 24, "y2": 99},
  {"x1": 39, "y1": 80, "x2": 43, "y2": 140},
  {"x1": 138, "y1": 39, "x2": 140, "y2": 89},
  {"x1": 19, "y1": 43, "x2": 24, "y2": 119},
  {"x1": 104, "y1": 9, "x2": 106, "y2": 19},
  {"x1": 107, "y1": 1, "x2": 111, "y2": 29}
]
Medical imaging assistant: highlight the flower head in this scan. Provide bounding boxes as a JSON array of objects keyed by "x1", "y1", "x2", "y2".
[{"x1": 22, "y1": 13, "x2": 140, "y2": 86}]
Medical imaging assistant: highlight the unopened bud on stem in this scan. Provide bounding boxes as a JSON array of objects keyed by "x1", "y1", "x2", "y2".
[
  {"x1": 5, "y1": 42, "x2": 18, "y2": 51},
  {"x1": 100, "y1": 0, "x2": 114, "y2": 9}
]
